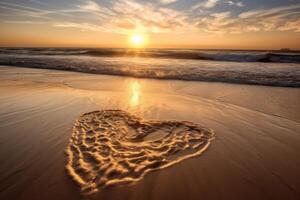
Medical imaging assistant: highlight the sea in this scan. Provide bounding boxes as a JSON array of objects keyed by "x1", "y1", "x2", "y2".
[{"x1": 0, "y1": 48, "x2": 299, "y2": 87}]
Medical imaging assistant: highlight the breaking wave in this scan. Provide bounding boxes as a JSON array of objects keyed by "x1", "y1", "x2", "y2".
[
  {"x1": 0, "y1": 48, "x2": 300, "y2": 87},
  {"x1": 1, "y1": 48, "x2": 300, "y2": 63}
]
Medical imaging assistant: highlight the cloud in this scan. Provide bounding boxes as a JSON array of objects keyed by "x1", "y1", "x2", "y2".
[
  {"x1": 196, "y1": 4, "x2": 300, "y2": 34},
  {"x1": 236, "y1": 2, "x2": 244, "y2": 7},
  {"x1": 53, "y1": 22, "x2": 107, "y2": 32},
  {"x1": 4, "y1": 20, "x2": 45, "y2": 24},
  {"x1": 78, "y1": 1, "x2": 102, "y2": 12},
  {"x1": 226, "y1": 1, "x2": 244, "y2": 7},
  {"x1": 51, "y1": 0, "x2": 189, "y2": 34},
  {"x1": 1, "y1": 0, "x2": 300, "y2": 35},
  {"x1": 100, "y1": 0, "x2": 190, "y2": 34},
  {"x1": 159, "y1": 0, "x2": 178, "y2": 5},
  {"x1": 0, "y1": 1, "x2": 51, "y2": 19},
  {"x1": 192, "y1": 0, "x2": 219, "y2": 10},
  {"x1": 0, "y1": 1, "x2": 76, "y2": 20}
]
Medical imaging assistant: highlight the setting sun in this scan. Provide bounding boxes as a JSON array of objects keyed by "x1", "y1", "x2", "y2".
[{"x1": 130, "y1": 34, "x2": 147, "y2": 47}]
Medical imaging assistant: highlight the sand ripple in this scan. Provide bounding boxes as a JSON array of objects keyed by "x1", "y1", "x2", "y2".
[{"x1": 66, "y1": 110, "x2": 215, "y2": 195}]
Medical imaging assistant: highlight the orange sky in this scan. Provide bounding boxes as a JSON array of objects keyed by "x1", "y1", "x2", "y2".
[
  {"x1": 1, "y1": 23, "x2": 299, "y2": 49},
  {"x1": 0, "y1": 0, "x2": 300, "y2": 50}
]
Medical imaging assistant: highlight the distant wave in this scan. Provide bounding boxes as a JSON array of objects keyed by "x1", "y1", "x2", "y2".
[
  {"x1": 0, "y1": 54, "x2": 299, "y2": 87},
  {"x1": 197, "y1": 52, "x2": 300, "y2": 63},
  {"x1": 0, "y1": 48, "x2": 300, "y2": 63}
]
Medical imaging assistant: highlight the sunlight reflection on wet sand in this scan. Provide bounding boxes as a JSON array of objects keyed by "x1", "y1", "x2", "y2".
[{"x1": 129, "y1": 81, "x2": 141, "y2": 107}]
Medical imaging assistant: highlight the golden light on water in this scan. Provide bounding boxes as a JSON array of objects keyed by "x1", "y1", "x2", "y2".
[
  {"x1": 129, "y1": 34, "x2": 147, "y2": 48},
  {"x1": 130, "y1": 81, "x2": 141, "y2": 107}
]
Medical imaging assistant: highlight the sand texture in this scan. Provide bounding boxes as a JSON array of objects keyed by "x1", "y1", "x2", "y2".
[{"x1": 66, "y1": 110, "x2": 214, "y2": 194}]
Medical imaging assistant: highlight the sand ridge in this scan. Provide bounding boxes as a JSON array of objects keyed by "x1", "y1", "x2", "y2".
[{"x1": 66, "y1": 110, "x2": 215, "y2": 195}]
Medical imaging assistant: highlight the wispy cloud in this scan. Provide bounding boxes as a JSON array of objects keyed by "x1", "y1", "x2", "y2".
[
  {"x1": 159, "y1": 0, "x2": 178, "y2": 5},
  {"x1": 196, "y1": 3, "x2": 300, "y2": 34},
  {"x1": 226, "y1": 1, "x2": 244, "y2": 7},
  {"x1": 99, "y1": 0, "x2": 190, "y2": 34},
  {"x1": 192, "y1": 0, "x2": 219, "y2": 10},
  {"x1": 1, "y1": 0, "x2": 300, "y2": 35},
  {"x1": 4, "y1": 20, "x2": 45, "y2": 24},
  {"x1": 0, "y1": 0, "x2": 76, "y2": 20},
  {"x1": 53, "y1": 22, "x2": 106, "y2": 32},
  {"x1": 0, "y1": 1, "x2": 51, "y2": 19}
]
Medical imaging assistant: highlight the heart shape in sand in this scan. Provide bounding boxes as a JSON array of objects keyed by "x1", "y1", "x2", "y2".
[{"x1": 66, "y1": 110, "x2": 214, "y2": 195}]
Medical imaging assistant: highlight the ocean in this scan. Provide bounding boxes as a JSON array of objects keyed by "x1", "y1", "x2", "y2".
[{"x1": 0, "y1": 48, "x2": 299, "y2": 87}]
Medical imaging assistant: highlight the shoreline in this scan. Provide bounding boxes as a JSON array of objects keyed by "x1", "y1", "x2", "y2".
[{"x1": 0, "y1": 52, "x2": 299, "y2": 88}]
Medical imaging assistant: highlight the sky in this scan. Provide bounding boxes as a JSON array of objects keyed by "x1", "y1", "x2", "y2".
[{"x1": 0, "y1": 0, "x2": 300, "y2": 49}]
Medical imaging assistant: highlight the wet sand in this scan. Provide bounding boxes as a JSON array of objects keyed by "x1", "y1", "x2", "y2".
[
  {"x1": 67, "y1": 110, "x2": 214, "y2": 195},
  {"x1": 0, "y1": 66, "x2": 300, "y2": 200}
]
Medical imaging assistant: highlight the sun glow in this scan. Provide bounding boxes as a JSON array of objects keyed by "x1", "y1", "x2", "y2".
[{"x1": 130, "y1": 34, "x2": 147, "y2": 47}]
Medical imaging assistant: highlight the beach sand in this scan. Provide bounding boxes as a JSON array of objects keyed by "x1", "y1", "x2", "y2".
[{"x1": 0, "y1": 65, "x2": 300, "y2": 200}]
